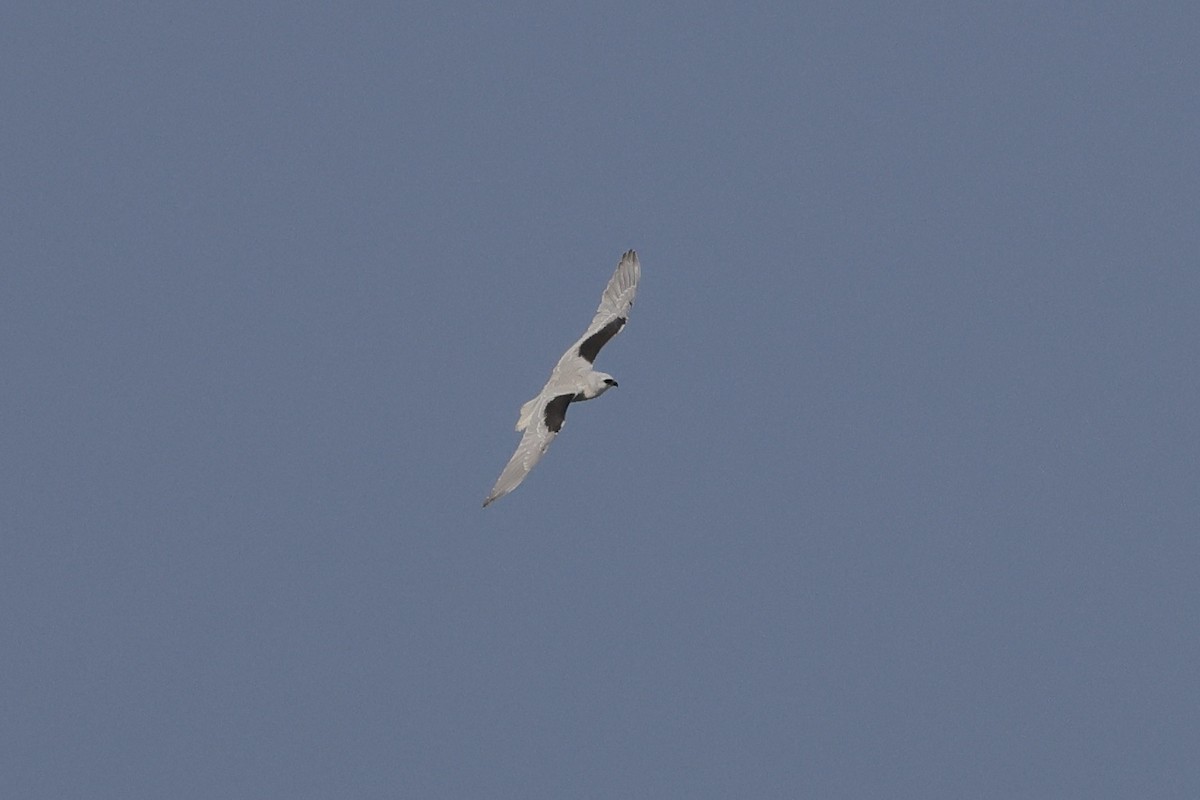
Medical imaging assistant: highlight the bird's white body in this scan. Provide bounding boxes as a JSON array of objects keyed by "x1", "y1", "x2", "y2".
[{"x1": 484, "y1": 250, "x2": 641, "y2": 507}]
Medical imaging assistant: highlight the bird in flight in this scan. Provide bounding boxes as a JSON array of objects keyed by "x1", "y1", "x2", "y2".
[{"x1": 484, "y1": 250, "x2": 641, "y2": 507}]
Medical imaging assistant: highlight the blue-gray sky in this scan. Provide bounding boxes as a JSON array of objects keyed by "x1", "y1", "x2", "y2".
[{"x1": 3, "y1": 3, "x2": 1198, "y2": 797}]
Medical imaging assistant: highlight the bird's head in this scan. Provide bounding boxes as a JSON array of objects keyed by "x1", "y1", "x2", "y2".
[{"x1": 583, "y1": 371, "x2": 618, "y2": 398}]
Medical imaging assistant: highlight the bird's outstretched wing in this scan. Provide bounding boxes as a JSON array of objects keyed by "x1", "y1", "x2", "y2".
[
  {"x1": 554, "y1": 249, "x2": 640, "y2": 372},
  {"x1": 484, "y1": 391, "x2": 574, "y2": 507}
]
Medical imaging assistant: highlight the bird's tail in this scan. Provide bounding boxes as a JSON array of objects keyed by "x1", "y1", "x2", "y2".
[{"x1": 515, "y1": 396, "x2": 539, "y2": 431}]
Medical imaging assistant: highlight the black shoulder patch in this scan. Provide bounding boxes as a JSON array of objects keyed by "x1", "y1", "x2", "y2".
[
  {"x1": 577, "y1": 317, "x2": 626, "y2": 363},
  {"x1": 543, "y1": 393, "x2": 574, "y2": 433}
]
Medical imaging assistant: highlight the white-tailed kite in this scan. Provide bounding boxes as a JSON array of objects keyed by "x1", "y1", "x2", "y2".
[{"x1": 483, "y1": 250, "x2": 641, "y2": 507}]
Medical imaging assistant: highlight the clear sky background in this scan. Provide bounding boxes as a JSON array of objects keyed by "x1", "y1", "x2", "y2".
[{"x1": 3, "y1": 3, "x2": 1198, "y2": 798}]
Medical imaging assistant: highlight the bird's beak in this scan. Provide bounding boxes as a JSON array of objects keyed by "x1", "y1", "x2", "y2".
[{"x1": 606, "y1": 379, "x2": 618, "y2": 387}]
